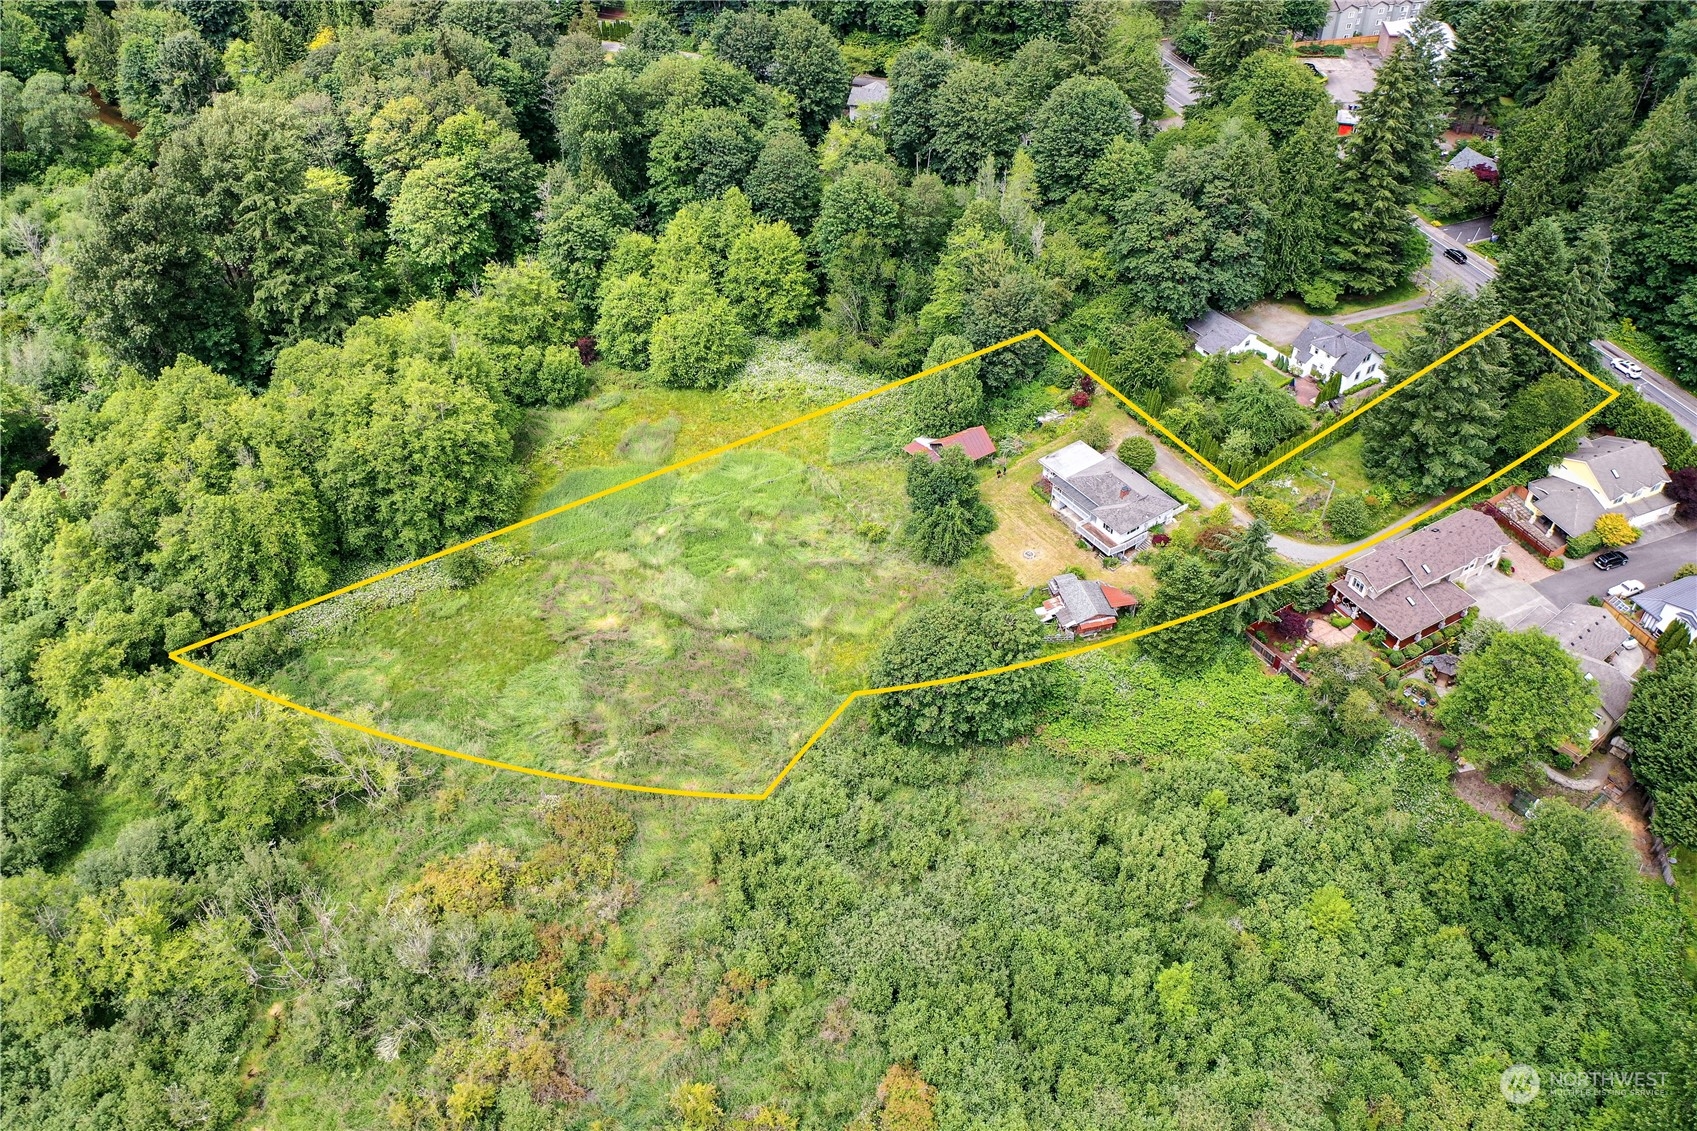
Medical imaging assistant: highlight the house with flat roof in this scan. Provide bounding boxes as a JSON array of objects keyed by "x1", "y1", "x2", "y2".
[
  {"x1": 1037, "y1": 441, "x2": 1185, "y2": 557},
  {"x1": 1185, "y1": 309, "x2": 1280, "y2": 362},
  {"x1": 904, "y1": 425, "x2": 995, "y2": 463},
  {"x1": 1524, "y1": 437, "x2": 1672, "y2": 542},
  {"x1": 1330, "y1": 509, "x2": 1505, "y2": 648},
  {"x1": 1290, "y1": 318, "x2": 1386, "y2": 393},
  {"x1": 1037, "y1": 574, "x2": 1139, "y2": 637}
]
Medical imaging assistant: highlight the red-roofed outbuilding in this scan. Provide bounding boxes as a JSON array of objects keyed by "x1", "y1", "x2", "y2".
[{"x1": 903, "y1": 425, "x2": 996, "y2": 462}]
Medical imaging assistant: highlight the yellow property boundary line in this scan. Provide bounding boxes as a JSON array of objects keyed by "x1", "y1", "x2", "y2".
[{"x1": 171, "y1": 317, "x2": 1615, "y2": 801}]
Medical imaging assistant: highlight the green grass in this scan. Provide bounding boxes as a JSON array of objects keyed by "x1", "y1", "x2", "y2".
[
  {"x1": 239, "y1": 354, "x2": 950, "y2": 796},
  {"x1": 1355, "y1": 310, "x2": 1424, "y2": 366},
  {"x1": 1306, "y1": 431, "x2": 1373, "y2": 494},
  {"x1": 1319, "y1": 278, "x2": 1423, "y2": 317}
]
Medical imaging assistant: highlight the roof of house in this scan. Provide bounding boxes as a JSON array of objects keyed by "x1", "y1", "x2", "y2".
[
  {"x1": 1292, "y1": 318, "x2": 1384, "y2": 378},
  {"x1": 1446, "y1": 146, "x2": 1498, "y2": 173},
  {"x1": 1038, "y1": 441, "x2": 1181, "y2": 536},
  {"x1": 1430, "y1": 652, "x2": 1460, "y2": 676},
  {"x1": 1536, "y1": 603, "x2": 1626, "y2": 662},
  {"x1": 1526, "y1": 476, "x2": 1605, "y2": 538},
  {"x1": 1185, "y1": 309, "x2": 1258, "y2": 355},
  {"x1": 1637, "y1": 576, "x2": 1697, "y2": 628},
  {"x1": 1047, "y1": 575, "x2": 1136, "y2": 629},
  {"x1": 1567, "y1": 436, "x2": 1669, "y2": 496},
  {"x1": 1347, "y1": 509, "x2": 1505, "y2": 594},
  {"x1": 1351, "y1": 575, "x2": 1475, "y2": 641},
  {"x1": 1578, "y1": 656, "x2": 1633, "y2": 724},
  {"x1": 904, "y1": 425, "x2": 996, "y2": 462},
  {"x1": 847, "y1": 75, "x2": 889, "y2": 107}
]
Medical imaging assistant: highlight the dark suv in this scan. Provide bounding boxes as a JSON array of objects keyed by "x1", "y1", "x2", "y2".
[
  {"x1": 1594, "y1": 550, "x2": 1630, "y2": 570},
  {"x1": 1443, "y1": 247, "x2": 1468, "y2": 264}
]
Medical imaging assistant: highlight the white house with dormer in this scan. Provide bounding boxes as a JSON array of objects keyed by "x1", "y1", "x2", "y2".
[{"x1": 1289, "y1": 318, "x2": 1386, "y2": 393}]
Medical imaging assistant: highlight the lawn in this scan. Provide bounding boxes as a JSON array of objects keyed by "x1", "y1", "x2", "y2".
[
  {"x1": 1355, "y1": 310, "x2": 1424, "y2": 367},
  {"x1": 1321, "y1": 278, "x2": 1423, "y2": 317},
  {"x1": 981, "y1": 403, "x2": 1157, "y2": 596}
]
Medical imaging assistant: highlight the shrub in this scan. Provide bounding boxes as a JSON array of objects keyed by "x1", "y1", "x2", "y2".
[
  {"x1": 1330, "y1": 613, "x2": 1352, "y2": 629},
  {"x1": 650, "y1": 295, "x2": 754, "y2": 388},
  {"x1": 1383, "y1": 672, "x2": 1401, "y2": 688},
  {"x1": 1117, "y1": 435, "x2": 1157, "y2": 473},
  {"x1": 1593, "y1": 512, "x2": 1639, "y2": 547},
  {"x1": 1566, "y1": 531, "x2": 1603, "y2": 558},
  {"x1": 1326, "y1": 493, "x2": 1375, "y2": 540},
  {"x1": 1544, "y1": 555, "x2": 1565, "y2": 570},
  {"x1": 1389, "y1": 648, "x2": 1407, "y2": 663},
  {"x1": 1078, "y1": 418, "x2": 1111, "y2": 451},
  {"x1": 1496, "y1": 557, "x2": 1513, "y2": 574}
]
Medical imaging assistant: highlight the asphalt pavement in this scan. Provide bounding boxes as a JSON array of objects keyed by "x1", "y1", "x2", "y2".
[
  {"x1": 1531, "y1": 524, "x2": 1697, "y2": 607},
  {"x1": 1160, "y1": 43, "x2": 1199, "y2": 111},
  {"x1": 1590, "y1": 340, "x2": 1697, "y2": 441},
  {"x1": 1414, "y1": 218, "x2": 1497, "y2": 294}
]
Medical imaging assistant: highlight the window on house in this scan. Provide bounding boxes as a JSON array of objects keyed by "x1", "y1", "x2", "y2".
[{"x1": 1350, "y1": 576, "x2": 1365, "y2": 594}]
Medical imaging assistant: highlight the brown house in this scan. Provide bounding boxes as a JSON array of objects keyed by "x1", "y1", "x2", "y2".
[{"x1": 1330, "y1": 510, "x2": 1505, "y2": 649}]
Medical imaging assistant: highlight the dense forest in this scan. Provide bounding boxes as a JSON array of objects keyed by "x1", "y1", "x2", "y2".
[{"x1": 2, "y1": 2, "x2": 1696, "y2": 1129}]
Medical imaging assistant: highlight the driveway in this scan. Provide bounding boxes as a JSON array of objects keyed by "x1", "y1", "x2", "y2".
[
  {"x1": 1532, "y1": 522, "x2": 1697, "y2": 607},
  {"x1": 1465, "y1": 565, "x2": 1559, "y2": 628},
  {"x1": 1231, "y1": 301, "x2": 1314, "y2": 349}
]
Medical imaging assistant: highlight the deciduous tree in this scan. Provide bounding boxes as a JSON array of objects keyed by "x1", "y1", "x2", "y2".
[{"x1": 1435, "y1": 628, "x2": 1599, "y2": 778}]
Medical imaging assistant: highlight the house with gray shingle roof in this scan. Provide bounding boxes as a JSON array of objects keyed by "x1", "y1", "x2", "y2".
[
  {"x1": 1037, "y1": 441, "x2": 1185, "y2": 557},
  {"x1": 1446, "y1": 146, "x2": 1497, "y2": 175},
  {"x1": 1185, "y1": 309, "x2": 1279, "y2": 362},
  {"x1": 1632, "y1": 576, "x2": 1697, "y2": 638},
  {"x1": 847, "y1": 75, "x2": 888, "y2": 120},
  {"x1": 1290, "y1": 318, "x2": 1386, "y2": 393},
  {"x1": 1524, "y1": 436, "x2": 1673, "y2": 542},
  {"x1": 1037, "y1": 574, "x2": 1139, "y2": 636},
  {"x1": 1331, "y1": 509, "x2": 1505, "y2": 648}
]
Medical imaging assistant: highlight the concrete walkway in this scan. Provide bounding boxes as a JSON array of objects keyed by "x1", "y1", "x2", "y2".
[{"x1": 1541, "y1": 753, "x2": 1624, "y2": 792}]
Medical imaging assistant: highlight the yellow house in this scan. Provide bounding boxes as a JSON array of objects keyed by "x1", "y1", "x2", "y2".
[{"x1": 1524, "y1": 437, "x2": 1673, "y2": 543}]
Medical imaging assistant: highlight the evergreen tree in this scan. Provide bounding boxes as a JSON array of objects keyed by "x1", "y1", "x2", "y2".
[
  {"x1": 1496, "y1": 46, "x2": 1635, "y2": 233},
  {"x1": 1215, "y1": 518, "x2": 1280, "y2": 631},
  {"x1": 1443, "y1": 0, "x2": 1524, "y2": 119},
  {"x1": 1264, "y1": 99, "x2": 1337, "y2": 298},
  {"x1": 1198, "y1": 1, "x2": 1285, "y2": 104},
  {"x1": 1328, "y1": 30, "x2": 1448, "y2": 294},
  {"x1": 1489, "y1": 217, "x2": 1612, "y2": 378},
  {"x1": 1361, "y1": 290, "x2": 1509, "y2": 494}
]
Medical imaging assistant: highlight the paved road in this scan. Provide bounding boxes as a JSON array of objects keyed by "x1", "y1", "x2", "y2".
[
  {"x1": 1160, "y1": 42, "x2": 1199, "y2": 110},
  {"x1": 1531, "y1": 525, "x2": 1697, "y2": 607},
  {"x1": 1414, "y1": 217, "x2": 1497, "y2": 294},
  {"x1": 1590, "y1": 340, "x2": 1697, "y2": 441}
]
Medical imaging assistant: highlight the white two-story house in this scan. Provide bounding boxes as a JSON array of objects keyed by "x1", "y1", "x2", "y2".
[
  {"x1": 1290, "y1": 318, "x2": 1387, "y2": 394},
  {"x1": 1037, "y1": 441, "x2": 1186, "y2": 558},
  {"x1": 1524, "y1": 437, "x2": 1673, "y2": 543}
]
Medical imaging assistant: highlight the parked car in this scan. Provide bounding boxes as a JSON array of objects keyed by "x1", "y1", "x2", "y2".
[
  {"x1": 1610, "y1": 356, "x2": 1644, "y2": 379},
  {"x1": 1607, "y1": 579, "x2": 1646, "y2": 599},
  {"x1": 1443, "y1": 247, "x2": 1469, "y2": 264},
  {"x1": 1594, "y1": 550, "x2": 1630, "y2": 570}
]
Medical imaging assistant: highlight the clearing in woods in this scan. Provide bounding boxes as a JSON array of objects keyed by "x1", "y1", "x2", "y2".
[{"x1": 171, "y1": 322, "x2": 1614, "y2": 799}]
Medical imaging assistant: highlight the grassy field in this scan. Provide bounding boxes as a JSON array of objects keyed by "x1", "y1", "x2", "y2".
[
  {"x1": 1355, "y1": 310, "x2": 1424, "y2": 366},
  {"x1": 240, "y1": 348, "x2": 957, "y2": 796}
]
